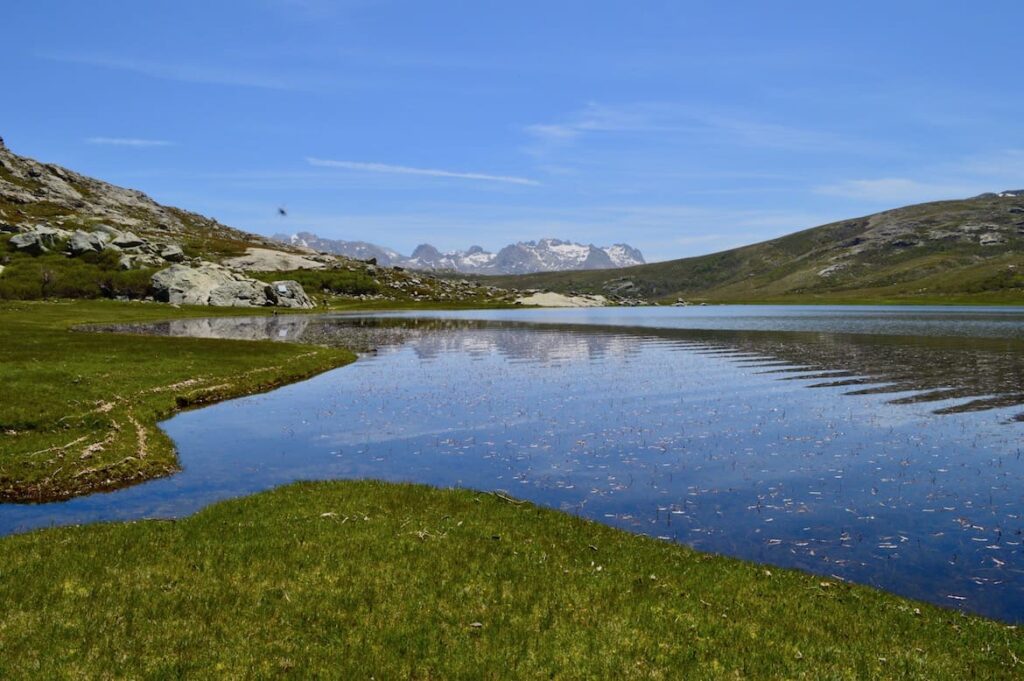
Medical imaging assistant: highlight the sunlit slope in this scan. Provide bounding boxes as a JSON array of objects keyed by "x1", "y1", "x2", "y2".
[{"x1": 483, "y1": 193, "x2": 1024, "y2": 303}]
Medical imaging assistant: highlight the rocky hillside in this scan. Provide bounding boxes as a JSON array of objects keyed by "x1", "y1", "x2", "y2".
[
  {"x1": 275, "y1": 232, "x2": 645, "y2": 274},
  {"x1": 0, "y1": 138, "x2": 515, "y2": 308},
  {"x1": 482, "y1": 193, "x2": 1024, "y2": 304}
]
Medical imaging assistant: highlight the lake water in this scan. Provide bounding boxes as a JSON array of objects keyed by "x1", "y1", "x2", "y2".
[{"x1": 4, "y1": 305, "x2": 1024, "y2": 621}]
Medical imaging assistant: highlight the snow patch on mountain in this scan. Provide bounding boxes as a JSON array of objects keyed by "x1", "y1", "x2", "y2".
[{"x1": 272, "y1": 233, "x2": 645, "y2": 274}]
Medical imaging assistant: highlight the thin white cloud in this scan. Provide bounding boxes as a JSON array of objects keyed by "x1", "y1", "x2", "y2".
[
  {"x1": 86, "y1": 137, "x2": 174, "y2": 148},
  {"x1": 40, "y1": 52, "x2": 308, "y2": 90},
  {"x1": 524, "y1": 102, "x2": 861, "y2": 154},
  {"x1": 306, "y1": 157, "x2": 540, "y2": 186},
  {"x1": 815, "y1": 178, "x2": 985, "y2": 204}
]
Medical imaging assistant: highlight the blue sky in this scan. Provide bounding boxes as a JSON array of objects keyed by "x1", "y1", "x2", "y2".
[{"x1": 6, "y1": 1, "x2": 1024, "y2": 261}]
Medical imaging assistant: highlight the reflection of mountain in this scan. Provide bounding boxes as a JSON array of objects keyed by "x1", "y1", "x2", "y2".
[{"x1": 96, "y1": 316, "x2": 1024, "y2": 420}]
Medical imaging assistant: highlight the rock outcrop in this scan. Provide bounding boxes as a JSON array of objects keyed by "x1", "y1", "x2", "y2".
[
  {"x1": 9, "y1": 225, "x2": 71, "y2": 254},
  {"x1": 222, "y1": 247, "x2": 327, "y2": 272},
  {"x1": 151, "y1": 263, "x2": 313, "y2": 308}
]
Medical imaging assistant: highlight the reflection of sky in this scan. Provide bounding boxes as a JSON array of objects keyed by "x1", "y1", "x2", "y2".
[{"x1": 8, "y1": 308, "x2": 1024, "y2": 622}]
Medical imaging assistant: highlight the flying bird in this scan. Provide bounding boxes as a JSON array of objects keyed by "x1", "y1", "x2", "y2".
[{"x1": 277, "y1": 206, "x2": 288, "y2": 217}]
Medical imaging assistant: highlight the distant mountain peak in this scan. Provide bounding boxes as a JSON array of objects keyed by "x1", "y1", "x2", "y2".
[{"x1": 270, "y1": 233, "x2": 645, "y2": 274}]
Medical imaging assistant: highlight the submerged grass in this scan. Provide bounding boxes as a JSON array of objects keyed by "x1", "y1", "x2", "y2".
[
  {"x1": 0, "y1": 480, "x2": 1020, "y2": 678},
  {"x1": 0, "y1": 300, "x2": 355, "y2": 501}
]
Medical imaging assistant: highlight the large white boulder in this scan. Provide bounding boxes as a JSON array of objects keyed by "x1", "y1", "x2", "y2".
[{"x1": 151, "y1": 263, "x2": 314, "y2": 308}]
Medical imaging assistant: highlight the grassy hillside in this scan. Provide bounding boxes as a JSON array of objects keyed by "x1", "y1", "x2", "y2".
[
  {"x1": 482, "y1": 193, "x2": 1024, "y2": 304},
  {"x1": 1, "y1": 479, "x2": 1020, "y2": 678}
]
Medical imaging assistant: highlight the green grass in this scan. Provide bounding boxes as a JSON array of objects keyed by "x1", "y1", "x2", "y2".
[
  {"x1": 0, "y1": 480, "x2": 1020, "y2": 678},
  {"x1": 0, "y1": 300, "x2": 355, "y2": 501}
]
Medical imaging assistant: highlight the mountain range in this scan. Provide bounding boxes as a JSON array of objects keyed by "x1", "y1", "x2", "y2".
[{"x1": 273, "y1": 232, "x2": 644, "y2": 275}]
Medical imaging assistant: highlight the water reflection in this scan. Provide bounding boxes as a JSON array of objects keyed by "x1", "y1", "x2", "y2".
[
  {"x1": 11, "y1": 308, "x2": 1022, "y2": 622},
  {"x1": 96, "y1": 312, "x2": 1024, "y2": 419}
]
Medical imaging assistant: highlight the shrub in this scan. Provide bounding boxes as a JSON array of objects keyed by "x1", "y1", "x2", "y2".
[
  {"x1": 253, "y1": 269, "x2": 381, "y2": 296},
  {"x1": 0, "y1": 245, "x2": 156, "y2": 301}
]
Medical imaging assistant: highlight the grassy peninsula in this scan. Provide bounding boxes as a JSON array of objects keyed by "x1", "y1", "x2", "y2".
[{"x1": 0, "y1": 300, "x2": 356, "y2": 501}]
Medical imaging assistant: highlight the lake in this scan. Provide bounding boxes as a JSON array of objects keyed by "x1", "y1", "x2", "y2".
[{"x1": 4, "y1": 305, "x2": 1024, "y2": 621}]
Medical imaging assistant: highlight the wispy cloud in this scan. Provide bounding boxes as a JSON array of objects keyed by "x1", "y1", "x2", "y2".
[
  {"x1": 306, "y1": 158, "x2": 540, "y2": 186},
  {"x1": 86, "y1": 137, "x2": 174, "y2": 148},
  {"x1": 524, "y1": 102, "x2": 860, "y2": 154},
  {"x1": 815, "y1": 178, "x2": 984, "y2": 204},
  {"x1": 40, "y1": 52, "x2": 310, "y2": 90},
  {"x1": 815, "y1": 148, "x2": 1024, "y2": 205}
]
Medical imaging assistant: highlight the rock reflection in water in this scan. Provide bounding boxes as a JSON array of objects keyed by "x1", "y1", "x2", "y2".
[{"x1": 14, "y1": 308, "x2": 1022, "y2": 623}]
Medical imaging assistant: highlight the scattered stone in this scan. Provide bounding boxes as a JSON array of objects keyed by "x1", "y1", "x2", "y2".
[{"x1": 980, "y1": 232, "x2": 1007, "y2": 246}]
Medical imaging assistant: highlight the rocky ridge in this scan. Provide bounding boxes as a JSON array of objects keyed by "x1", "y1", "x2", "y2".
[{"x1": 275, "y1": 232, "x2": 645, "y2": 274}]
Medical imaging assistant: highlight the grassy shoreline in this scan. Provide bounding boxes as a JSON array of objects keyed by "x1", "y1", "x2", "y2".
[
  {"x1": 0, "y1": 300, "x2": 357, "y2": 502},
  {"x1": 1, "y1": 480, "x2": 1020, "y2": 678}
]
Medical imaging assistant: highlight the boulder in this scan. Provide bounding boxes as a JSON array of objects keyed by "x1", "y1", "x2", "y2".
[
  {"x1": 68, "y1": 229, "x2": 108, "y2": 255},
  {"x1": 9, "y1": 225, "x2": 70, "y2": 254},
  {"x1": 110, "y1": 231, "x2": 146, "y2": 249},
  {"x1": 268, "y1": 280, "x2": 314, "y2": 308},
  {"x1": 151, "y1": 262, "x2": 274, "y2": 307},
  {"x1": 159, "y1": 244, "x2": 185, "y2": 262},
  {"x1": 151, "y1": 263, "x2": 316, "y2": 308}
]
